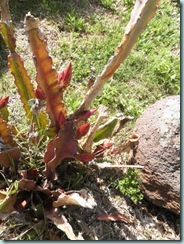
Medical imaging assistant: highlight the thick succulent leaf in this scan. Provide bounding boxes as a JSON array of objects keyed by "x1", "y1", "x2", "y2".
[
  {"x1": 0, "y1": 21, "x2": 33, "y2": 113},
  {"x1": 93, "y1": 141, "x2": 113, "y2": 158},
  {"x1": 75, "y1": 0, "x2": 161, "y2": 113},
  {"x1": 0, "y1": 96, "x2": 9, "y2": 121},
  {"x1": 25, "y1": 13, "x2": 67, "y2": 129},
  {"x1": 0, "y1": 116, "x2": 15, "y2": 146},
  {"x1": 93, "y1": 118, "x2": 118, "y2": 143},
  {"x1": 0, "y1": 96, "x2": 9, "y2": 109},
  {"x1": 53, "y1": 189, "x2": 97, "y2": 209},
  {"x1": 0, "y1": 181, "x2": 19, "y2": 197},
  {"x1": 0, "y1": 106, "x2": 9, "y2": 122},
  {"x1": 75, "y1": 152, "x2": 95, "y2": 163},
  {"x1": 58, "y1": 111, "x2": 65, "y2": 126},
  {"x1": 0, "y1": 22, "x2": 15, "y2": 52},
  {"x1": 82, "y1": 105, "x2": 109, "y2": 153},
  {"x1": 94, "y1": 115, "x2": 133, "y2": 143},
  {"x1": 58, "y1": 62, "x2": 72, "y2": 90},
  {"x1": 43, "y1": 139, "x2": 57, "y2": 181},
  {"x1": 0, "y1": 0, "x2": 11, "y2": 23},
  {"x1": 0, "y1": 194, "x2": 17, "y2": 220},
  {"x1": 0, "y1": 181, "x2": 19, "y2": 219},
  {"x1": 8, "y1": 53, "x2": 36, "y2": 118},
  {"x1": 0, "y1": 118, "x2": 20, "y2": 168},
  {"x1": 44, "y1": 120, "x2": 78, "y2": 179},
  {"x1": 76, "y1": 123, "x2": 90, "y2": 140},
  {"x1": 75, "y1": 109, "x2": 96, "y2": 122},
  {"x1": 8, "y1": 54, "x2": 48, "y2": 129},
  {"x1": 0, "y1": 21, "x2": 48, "y2": 130},
  {"x1": 35, "y1": 88, "x2": 45, "y2": 100},
  {"x1": 112, "y1": 115, "x2": 133, "y2": 136}
]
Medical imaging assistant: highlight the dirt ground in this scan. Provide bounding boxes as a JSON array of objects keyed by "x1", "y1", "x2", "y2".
[{"x1": 0, "y1": 160, "x2": 180, "y2": 240}]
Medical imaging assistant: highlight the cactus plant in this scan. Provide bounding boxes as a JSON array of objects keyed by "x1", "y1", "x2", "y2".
[{"x1": 0, "y1": 0, "x2": 160, "y2": 239}]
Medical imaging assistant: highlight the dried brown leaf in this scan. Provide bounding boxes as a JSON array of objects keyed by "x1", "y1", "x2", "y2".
[
  {"x1": 97, "y1": 213, "x2": 132, "y2": 223},
  {"x1": 45, "y1": 209, "x2": 84, "y2": 240},
  {"x1": 53, "y1": 189, "x2": 97, "y2": 209}
]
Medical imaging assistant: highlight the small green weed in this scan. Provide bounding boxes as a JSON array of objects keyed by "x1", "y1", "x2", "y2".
[
  {"x1": 112, "y1": 168, "x2": 144, "y2": 204},
  {"x1": 65, "y1": 8, "x2": 86, "y2": 32},
  {"x1": 100, "y1": 0, "x2": 114, "y2": 8}
]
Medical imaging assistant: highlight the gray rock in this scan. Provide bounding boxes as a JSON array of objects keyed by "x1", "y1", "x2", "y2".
[{"x1": 134, "y1": 96, "x2": 180, "y2": 215}]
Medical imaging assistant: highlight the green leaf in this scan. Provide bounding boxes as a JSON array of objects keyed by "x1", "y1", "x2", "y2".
[
  {"x1": 0, "y1": 19, "x2": 48, "y2": 131},
  {"x1": 0, "y1": 181, "x2": 19, "y2": 214},
  {"x1": 93, "y1": 118, "x2": 118, "y2": 143}
]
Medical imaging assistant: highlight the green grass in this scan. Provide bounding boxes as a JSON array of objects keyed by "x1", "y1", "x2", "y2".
[
  {"x1": 64, "y1": 7, "x2": 86, "y2": 32},
  {"x1": 0, "y1": 0, "x2": 180, "y2": 157},
  {"x1": 57, "y1": 0, "x2": 179, "y2": 117},
  {"x1": 100, "y1": 0, "x2": 114, "y2": 8},
  {"x1": 0, "y1": 0, "x2": 179, "y2": 151}
]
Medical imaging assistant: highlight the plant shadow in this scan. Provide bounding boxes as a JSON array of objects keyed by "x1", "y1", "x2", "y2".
[
  {"x1": 55, "y1": 162, "x2": 180, "y2": 240},
  {"x1": 9, "y1": 0, "x2": 115, "y2": 21}
]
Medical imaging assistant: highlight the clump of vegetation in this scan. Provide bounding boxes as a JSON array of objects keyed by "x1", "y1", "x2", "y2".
[
  {"x1": 0, "y1": 0, "x2": 180, "y2": 240},
  {"x1": 113, "y1": 168, "x2": 144, "y2": 204}
]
